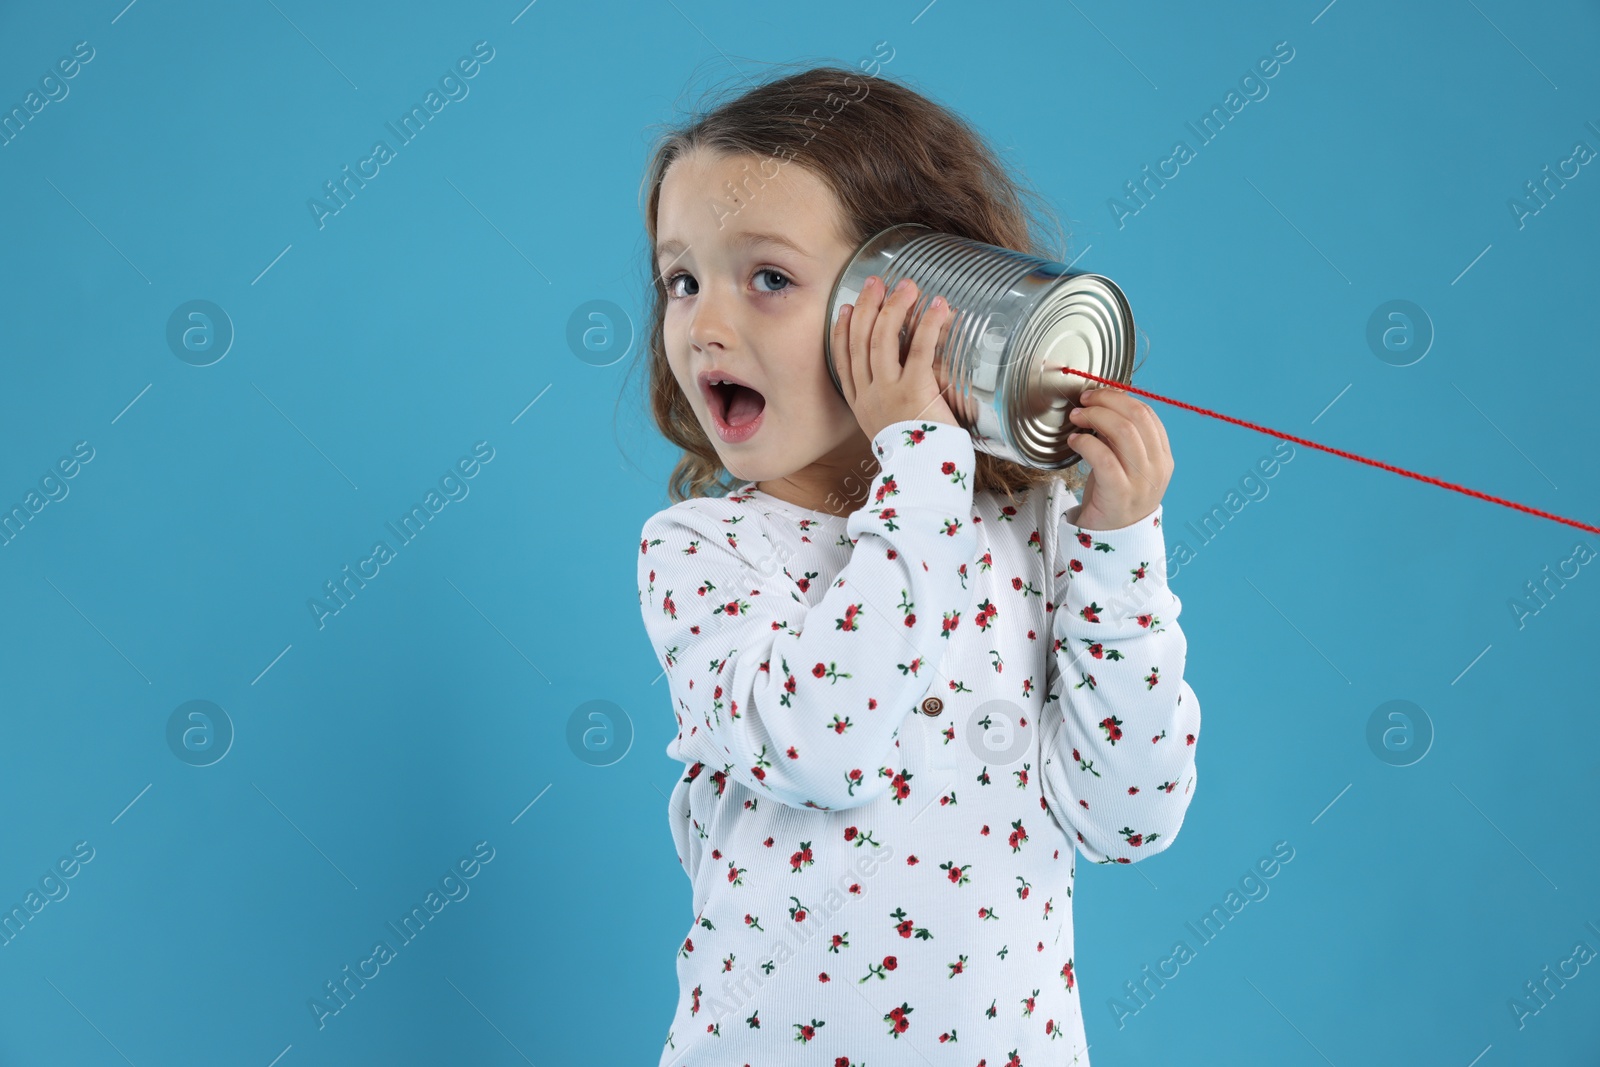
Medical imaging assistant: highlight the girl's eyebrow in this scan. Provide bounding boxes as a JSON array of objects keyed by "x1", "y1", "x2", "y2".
[{"x1": 656, "y1": 231, "x2": 811, "y2": 264}]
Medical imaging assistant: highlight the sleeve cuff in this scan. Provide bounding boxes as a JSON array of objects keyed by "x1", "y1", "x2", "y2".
[
  {"x1": 862, "y1": 419, "x2": 976, "y2": 511},
  {"x1": 1059, "y1": 503, "x2": 1170, "y2": 603}
]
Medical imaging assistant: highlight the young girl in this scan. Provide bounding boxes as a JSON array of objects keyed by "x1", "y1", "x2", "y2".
[{"x1": 634, "y1": 63, "x2": 1199, "y2": 1067}]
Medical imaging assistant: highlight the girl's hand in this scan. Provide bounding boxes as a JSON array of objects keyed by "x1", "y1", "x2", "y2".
[
  {"x1": 832, "y1": 274, "x2": 960, "y2": 444},
  {"x1": 1067, "y1": 386, "x2": 1173, "y2": 531}
]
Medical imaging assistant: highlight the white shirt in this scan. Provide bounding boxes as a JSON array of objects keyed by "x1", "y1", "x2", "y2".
[{"x1": 636, "y1": 418, "x2": 1201, "y2": 1065}]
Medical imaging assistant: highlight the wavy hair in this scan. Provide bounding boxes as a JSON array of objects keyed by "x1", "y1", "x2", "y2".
[{"x1": 633, "y1": 61, "x2": 1128, "y2": 507}]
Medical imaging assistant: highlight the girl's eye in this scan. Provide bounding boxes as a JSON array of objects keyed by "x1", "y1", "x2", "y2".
[
  {"x1": 662, "y1": 269, "x2": 792, "y2": 300},
  {"x1": 753, "y1": 268, "x2": 791, "y2": 294},
  {"x1": 664, "y1": 271, "x2": 698, "y2": 299}
]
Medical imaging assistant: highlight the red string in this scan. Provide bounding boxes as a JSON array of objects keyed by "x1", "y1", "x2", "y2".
[{"x1": 1060, "y1": 367, "x2": 1600, "y2": 536}]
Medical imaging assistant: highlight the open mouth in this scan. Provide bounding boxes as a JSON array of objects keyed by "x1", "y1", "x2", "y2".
[{"x1": 710, "y1": 380, "x2": 766, "y2": 429}]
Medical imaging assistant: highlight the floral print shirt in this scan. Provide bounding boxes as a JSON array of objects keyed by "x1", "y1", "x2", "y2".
[{"x1": 635, "y1": 419, "x2": 1201, "y2": 1066}]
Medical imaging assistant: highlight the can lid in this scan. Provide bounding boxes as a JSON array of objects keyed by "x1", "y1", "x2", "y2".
[{"x1": 1009, "y1": 274, "x2": 1135, "y2": 467}]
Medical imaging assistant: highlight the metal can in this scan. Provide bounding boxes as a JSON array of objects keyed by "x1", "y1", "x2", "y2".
[{"x1": 824, "y1": 223, "x2": 1136, "y2": 470}]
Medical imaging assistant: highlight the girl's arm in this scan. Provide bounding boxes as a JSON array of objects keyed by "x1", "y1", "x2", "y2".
[
  {"x1": 1037, "y1": 495, "x2": 1201, "y2": 864},
  {"x1": 636, "y1": 420, "x2": 980, "y2": 812}
]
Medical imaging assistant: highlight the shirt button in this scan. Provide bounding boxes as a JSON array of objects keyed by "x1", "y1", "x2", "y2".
[{"x1": 920, "y1": 697, "x2": 944, "y2": 717}]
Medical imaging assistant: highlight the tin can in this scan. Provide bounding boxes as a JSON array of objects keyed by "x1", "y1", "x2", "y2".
[{"x1": 824, "y1": 223, "x2": 1136, "y2": 470}]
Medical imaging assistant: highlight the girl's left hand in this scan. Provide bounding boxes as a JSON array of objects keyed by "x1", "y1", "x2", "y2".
[{"x1": 1067, "y1": 386, "x2": 1173, "y2": 531}]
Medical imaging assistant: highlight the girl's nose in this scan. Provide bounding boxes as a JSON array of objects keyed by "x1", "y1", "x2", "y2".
[{"x1": 687, "y1": 287, "x2": 735, "y2": 351}]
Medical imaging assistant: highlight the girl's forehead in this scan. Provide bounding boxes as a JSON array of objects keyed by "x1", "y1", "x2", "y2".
[{"x1": 657, "y1": 150, "x2": 846, "y2": 249}]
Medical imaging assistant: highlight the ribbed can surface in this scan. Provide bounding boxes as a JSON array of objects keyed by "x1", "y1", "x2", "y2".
[{"x1": 824, "y1": 223, "x2": 1136, "y2": 470}]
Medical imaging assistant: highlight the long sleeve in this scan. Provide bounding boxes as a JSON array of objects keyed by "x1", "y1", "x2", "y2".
[
  {"x1": 1038, "y1": 492, "x2": 1200, "y2": 864},
  {"x1": 636, "y1": 419, "x2": 980, "y2": 812}
]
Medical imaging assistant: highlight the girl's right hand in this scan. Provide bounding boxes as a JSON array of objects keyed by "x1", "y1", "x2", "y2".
[{"x1": 832, "y1": 275, "x2": 960, "y2": 444}]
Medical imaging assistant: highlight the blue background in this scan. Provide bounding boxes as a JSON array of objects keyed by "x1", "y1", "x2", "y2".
[{"x1": 2, "y1": 0, "x2": 1597, "y2": 1064}]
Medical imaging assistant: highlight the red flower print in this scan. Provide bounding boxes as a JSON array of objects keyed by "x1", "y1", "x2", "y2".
[
  {"x1": 1121, "y1": 827, "x2": 1146, "y2": 847},
  {"x1": 939, "y1": 860, "x2": 971, "y2": 886},
  {"x1": 793, "y1": 1018, "x2": 824, "y2": 1043},
  {"x1": 890, "y1": 907, "x2": 932, "y2": 940}
]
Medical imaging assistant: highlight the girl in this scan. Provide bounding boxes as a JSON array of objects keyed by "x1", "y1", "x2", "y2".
[{"x1": 634, "y1": 63, "x2": 1199, "y2": 1066}]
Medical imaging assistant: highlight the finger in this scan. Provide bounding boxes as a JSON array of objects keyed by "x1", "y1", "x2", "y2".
[
  {"x1": 1083, "y1": 388, "x2": 1169, "y2": 472},
  {"x1": 1151, "y1": 406, "x2": 1172, "y2": 468},
  {"x1": 904, "y1": 294, "x2": 949, "y2": 385},
  {"x1": 849, "y1": 275, "x2": 884, "y2": 388},
  {"x1": 832, "y1": 303, "x2": 857, "y2": 406},
  {"x1": 1071, "y1": 402, "x2": 1153, "y2": 493},
  {"x1": 871, "y1": 277, "x2": 918, "y2": 384},
  {"x1": 936, "y1": 300, "x2": 957, "y2": 353},
  {"x1": 1067, "y1": 428, "x2": 1116, "y2": 480},
  {"x1": 900, "y1": 296, "x2": 955, "y2": 424}
]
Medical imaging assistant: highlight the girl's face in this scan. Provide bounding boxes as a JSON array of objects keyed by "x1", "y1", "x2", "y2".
[{"x1": 656, "y1": 148, "x2": 873, "y2": 514}]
